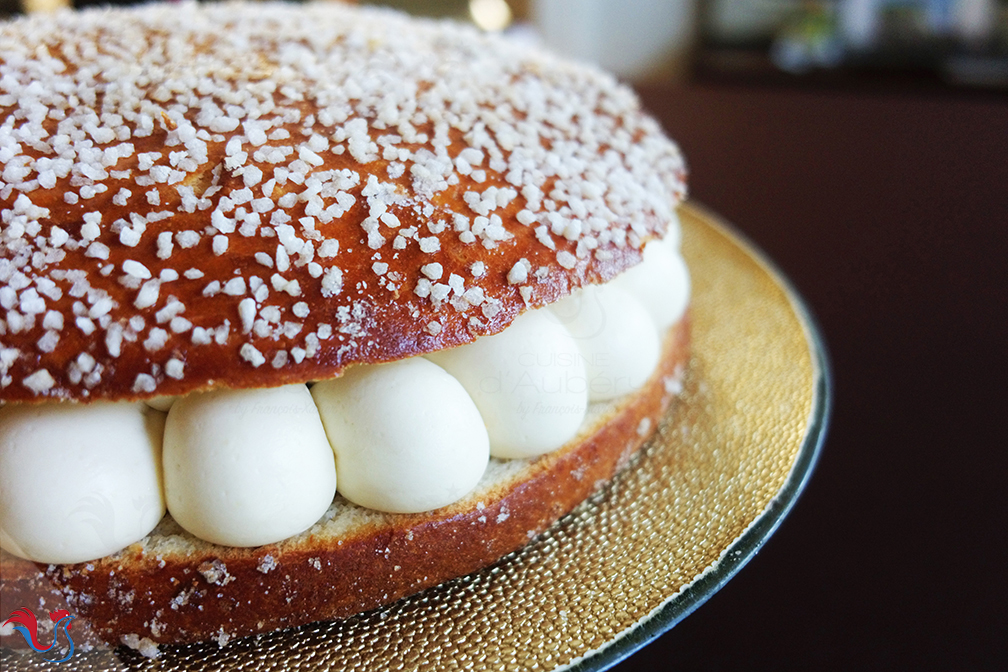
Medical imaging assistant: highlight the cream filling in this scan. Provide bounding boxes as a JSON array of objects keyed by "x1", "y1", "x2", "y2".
[
  {"x1": 0, "y1": 236, "x2": 688, "y2": 565},
  {"x1": 0, "y1": 401, "x2": 166, "y2": 565},
  {"x1": 312, "y1": 358, "x2": 490, "y2": 513},
  {"x1": 427, "y1": 309, "x2": 588, "y2": 459},
  {"x1": 162, "y1": 384, "x2": 337, "y2": 548}
]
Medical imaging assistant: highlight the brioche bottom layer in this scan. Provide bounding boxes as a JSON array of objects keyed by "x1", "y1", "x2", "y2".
[{"x1": 0, "y1": 314, "x2": 688, "y2": 648}]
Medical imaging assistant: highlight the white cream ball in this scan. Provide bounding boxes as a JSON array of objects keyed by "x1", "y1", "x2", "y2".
[
  {"x1": 0, "y1": 402, "x2": 166, "y2": 565},
  {"x1": 144, "y1": 395, "x2": 176, "y2": 412},
  {"x1": 427, "y1": 309, "x2": 588, "y2": 459},
  {"x1": 163, "y1": 384, "x2": 336, "y2": 547},
  {"x1": 550, "y1": 284, "x2": 661, "y2": 401},
  {"x1": 613, "y1": 240, "x2": 690, "y2": 330},
  {"x1": 311, "y1": 358, "x2": 489, "y2": 513}
]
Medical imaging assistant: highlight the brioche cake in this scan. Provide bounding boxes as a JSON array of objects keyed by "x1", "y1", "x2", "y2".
[{"x1": 0, "y1": 1, "x2": 690, "y2": 652}]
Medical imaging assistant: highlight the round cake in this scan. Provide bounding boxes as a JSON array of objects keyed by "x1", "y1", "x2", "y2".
[{"x1": 0, "y1": 1, "x2": 690, "y2": 653}]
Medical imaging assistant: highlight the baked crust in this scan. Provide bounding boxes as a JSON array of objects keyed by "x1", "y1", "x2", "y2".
[
  {"x1": 0, "y1": 314, "x2": 688, "y2": 648},
  {"x1": 0, "y1": 2, "x2": 686, "y2": 403}
]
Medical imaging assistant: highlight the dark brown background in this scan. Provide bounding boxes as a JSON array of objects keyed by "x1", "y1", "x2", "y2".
[{"x1": 611, "y1": 83, "x2": 1008, "y2": 671}]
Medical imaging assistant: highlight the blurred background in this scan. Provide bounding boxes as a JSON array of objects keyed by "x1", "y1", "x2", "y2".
[
  {"x1": 2, "y1": 1, "x2": 1005, "y2": 670},
  {"x1": 4, "y1": 0, "x2": 1008, "y2": 90},
  {"x1": 378, "y1": 0, "x2": 1008, "y2": 90}
]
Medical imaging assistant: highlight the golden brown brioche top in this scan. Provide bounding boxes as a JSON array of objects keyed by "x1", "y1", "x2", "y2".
[{"x1": 0, "y1": 1, "x2": 686, "y2": 403}]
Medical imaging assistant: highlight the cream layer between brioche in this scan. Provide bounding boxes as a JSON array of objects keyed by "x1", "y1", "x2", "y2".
[{"x1": 0, "y1": 234, "x2": 688, "y2": 566}]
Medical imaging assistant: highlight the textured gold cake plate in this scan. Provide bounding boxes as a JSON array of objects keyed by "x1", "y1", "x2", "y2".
[{"x1": 3, "y1": 203, "x2": 829, "y2": 672}]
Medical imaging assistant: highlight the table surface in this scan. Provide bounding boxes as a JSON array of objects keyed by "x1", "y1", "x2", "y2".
[{"x1": 610, "y1": 83, "x2": 1008, "y2": 671}]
